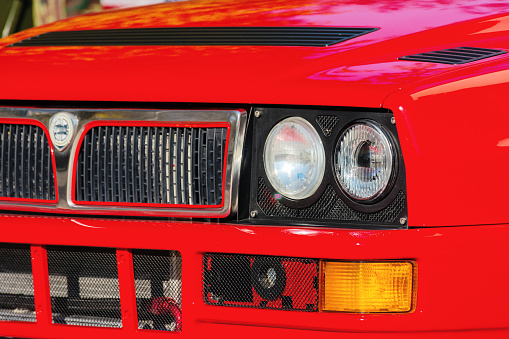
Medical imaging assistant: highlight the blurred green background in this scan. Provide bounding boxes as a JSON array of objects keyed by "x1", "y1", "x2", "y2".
[{"x1": 1, "y1": 0, "x2": 33, "y2": 37}]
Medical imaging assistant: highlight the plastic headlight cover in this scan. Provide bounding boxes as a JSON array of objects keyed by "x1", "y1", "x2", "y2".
[
  {"x1": 264, "y1": 117, "x2": 325, "y2": 200},
  {"x1": 335, "y1": 121, "x2": 395, "y2": 201}
]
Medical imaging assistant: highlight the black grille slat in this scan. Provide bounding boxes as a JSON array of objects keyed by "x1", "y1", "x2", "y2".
[
  {"x1": 399, "y1": 47, "x2": 507, "y2": 64},
  {"x1": 9, "y1": 27, "x2": 379, "y2": 48},
  {"x1": 0, "y1": 125, "x2": 5, "y2": 197},
  {"x1": 76, "y1": 126, "x2": 227, "y2": 206},
  {"x1": 0, "y1": 124, "x2": 55, "y2": 201},
  {"x1": 176, "y1": 128, "x2": 183, "y2": 205}
]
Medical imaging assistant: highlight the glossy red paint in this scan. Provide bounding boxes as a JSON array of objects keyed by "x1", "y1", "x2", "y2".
[
  {"x1": 383, "y1": 56, "x2": 509, "y2": 226},
  {"x1": 70, "y1": 120, "x2": 230, "y2": 209},
  {"x1": 0, "y1": 118, "x2": 58, "y2": 204},
  {"x1": 2, "y1": 1, "x2": 509, "y2": 108},
  {"x1": 0, "y1": 0, "x2": 509, "y2": 337},
  {"x1": 0, "y1": 217, "x2": 508, "y2": 338}
]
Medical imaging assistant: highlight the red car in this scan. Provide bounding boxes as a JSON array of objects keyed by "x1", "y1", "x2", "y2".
[{"x1": 0, "y1": 0, "x2": 508, "y2": 338}]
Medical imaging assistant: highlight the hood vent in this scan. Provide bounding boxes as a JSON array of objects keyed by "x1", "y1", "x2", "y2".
[
  {"x1": 399, "y1": 47, "x2": 506, "y2": 64},
  {"x1": 8, "y1": 27, "x2": 378, "y2": 48}
]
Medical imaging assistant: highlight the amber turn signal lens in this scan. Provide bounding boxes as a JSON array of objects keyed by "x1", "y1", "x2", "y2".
[{"x1": 321, "y1": 261, "x2": 416, "y2": 313}]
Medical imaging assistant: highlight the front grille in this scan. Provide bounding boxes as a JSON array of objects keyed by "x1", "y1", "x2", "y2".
[
  {"x1": 75, "y1": 125, "x2": 228, "y2": 206},
  {"x1": 47, "y1": 246, "x2": 122, "y2": 328},
  {"x1": 133, "y1": 250, "x2": 182, "y2": 332},
  {"x1": 0, "y1": 123, "x2": 56, "y2": 201},
  {"x1": 0, "y1": 244, "x2": 35, "y2": 322},
  {"x1": 203, "y1": 254, "x2": 319, "y2": 311},
  {"x1": 9, "y1": 27, "x2": 379, "y2": 48}
]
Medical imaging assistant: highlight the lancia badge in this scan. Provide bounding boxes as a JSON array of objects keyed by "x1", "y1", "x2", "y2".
[{"x1": 49, "y1": 112, "x2": 75, "y2": 151}]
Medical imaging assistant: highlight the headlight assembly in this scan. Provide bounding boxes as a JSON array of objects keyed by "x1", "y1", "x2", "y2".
[
  {"x1": 335, "y1": 120, "x2": 396, "y2": 201},
  {"x1": 249, "y1": 107, "x2": 407, "y2": 228},
  {"x1": 263, "y1": 117, "x2": 325, "y2": 200}
]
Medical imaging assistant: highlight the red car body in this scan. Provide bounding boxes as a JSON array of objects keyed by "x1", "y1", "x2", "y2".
[{"x1": 0, "y1": 0, "x2": 509, "y2": 337}]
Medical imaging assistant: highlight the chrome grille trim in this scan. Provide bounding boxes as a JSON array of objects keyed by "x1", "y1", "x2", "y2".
[{"x1": 0, "y1": 108, "x2": 247, "y2": 217}]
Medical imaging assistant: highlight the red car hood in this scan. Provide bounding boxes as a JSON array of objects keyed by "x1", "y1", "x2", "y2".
[{"x1": 1, "y1": 0, "x2": 509, "y2": 107}]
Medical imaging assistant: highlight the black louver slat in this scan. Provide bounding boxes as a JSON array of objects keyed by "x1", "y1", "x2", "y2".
[
  {"x1": 8, "y1": 27, "x2": 378, "y2": 47},
  {"x1": 399, "y1": 47, "x2": 506, "y2": 64},
  {"x1": 75, "y1": 126, "x2": 227, "y2": 206},
  {"x1": 0, "y1": 124, "x2": 56, "y2": 201}
]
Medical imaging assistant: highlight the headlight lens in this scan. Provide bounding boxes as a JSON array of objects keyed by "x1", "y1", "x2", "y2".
[
  {"x1": 335, "y1": 121, "x2": 395, "y2": 201},
  {"x1": 264, "y1": 117, "x2": 325, "y2": 200}
]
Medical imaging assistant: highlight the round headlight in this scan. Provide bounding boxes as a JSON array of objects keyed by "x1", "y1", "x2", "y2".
[
  {"x1": 264, "y1": 117, "x2": 325, "y2": 200},
  {"x1": 335, "y1": 120, "x2": 395, "y2": 201}
]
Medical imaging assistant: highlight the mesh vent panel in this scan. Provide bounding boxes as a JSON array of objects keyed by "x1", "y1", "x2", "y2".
[
  {"x1": 316, "y1": 115, "x2": 340, "y2": 137},
  {"x1": 133, "y1": 250, "x2": 182, "y2": 332},
  {"x1": 257, "y1": 178, "x2": 405, "y2": 223},
  {"x1": 75, "y1": 126, "x2": 227, "y2": 206},
  {"x1": 203, "y1": 254, "x2": 318, "y2": 312},
  {"x1": 0, "y1": 124, "x2": 56, "y2": 201},
  {"x1": 0, "y1": 244, "x2": 35, "y2": 322},
  {"x1": 47, "y1": 246, "x2": 121, "y2": 328}
]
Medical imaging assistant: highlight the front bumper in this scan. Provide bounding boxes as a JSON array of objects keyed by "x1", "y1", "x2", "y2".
[{"x1": 0, "y1": 215, "x2": 508, "y2": 338}]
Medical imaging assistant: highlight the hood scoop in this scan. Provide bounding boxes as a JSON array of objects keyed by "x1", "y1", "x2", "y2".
[
  {"x1": 8, "y1": 27, "x2": 378, "y2": 48},
  {"x1": 399, "y1": 47, "x2": 506, "y2": 65}
]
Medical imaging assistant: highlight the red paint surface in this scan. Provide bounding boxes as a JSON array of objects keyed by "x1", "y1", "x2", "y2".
[
  {"x1": 384, "y1": 59, "x2": 509, "y2": 226},
  {"x1": 1, "y1": 0, "x2": 509, "y2": 108},
  {"x1": 0, "y1": 0, "x2": 508, "y2": 337},
  {"x1": 0, "y1": 217, "x2": 508, "y2": 337}
]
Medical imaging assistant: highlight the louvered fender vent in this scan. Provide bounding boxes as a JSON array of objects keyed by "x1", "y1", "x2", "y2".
[
  {"x1": 8, "y1": 27, "x2": 378, "y2": 47},
  {"x1": 399, "y1": 47, "x2": 506, "y2": 64}
]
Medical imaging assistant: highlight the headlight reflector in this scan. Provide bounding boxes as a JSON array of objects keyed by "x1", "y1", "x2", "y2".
[
  {"x1": 335, "y1": 121, "x2": 395, "y2": 201},
  {"x1": 264, "y1": 117, "x2": 325, "y2": 200}
]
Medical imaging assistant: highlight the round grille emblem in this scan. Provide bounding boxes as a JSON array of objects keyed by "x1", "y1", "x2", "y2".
[{"x1": 50, "y1": 112, "x2": 74, "y2": 149}]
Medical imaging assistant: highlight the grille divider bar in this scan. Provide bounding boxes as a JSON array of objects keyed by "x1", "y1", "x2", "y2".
[
  {"x1": 116, "y1": 249, "x2": 138, "y2": 332},
  {"x1": 31, "y1": 245, "x2": 52, "y2": 325}
]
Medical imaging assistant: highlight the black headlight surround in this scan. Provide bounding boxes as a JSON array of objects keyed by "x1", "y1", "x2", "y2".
[{"x1": 247, "y1": 106, "x2": 407, "y2": 228}]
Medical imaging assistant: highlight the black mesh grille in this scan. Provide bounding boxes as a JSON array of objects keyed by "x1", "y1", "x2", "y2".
[
  {"x1": 316, "y1": 115, "x2": 340, "y2": 137},
  {"x1": 257, "y1": 178, "x2": 405, "y2": 223},
  {"x1": 0, "y1": 244, "x2": 36, "y2": 322},
  {"x1": 203, "y1": 254, "x2": 318, "y2": 311},
  {"x1": 75, "y1": 126, "x2": 227, "y2": 206},
  {"x1": 47, "y1": 246, "x2": 121, "y2": 328},
  {"x1": 133, "y1": 250, "x2": 182, "y2": 332},
  {"x1": 399, "y1": 47, "x2": 506, "y2": 64},
  {"x1": 9, "y1": 27, "x2": 378, "y2": 48},
  {"x1": 0, "y1": 124, "x2": 56, "y2": 201}
]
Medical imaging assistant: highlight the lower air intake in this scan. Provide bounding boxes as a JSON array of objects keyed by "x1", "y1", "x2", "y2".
[
  {"x1": 0, "y1": 244, "x2": 35, "y2": 322},
  {"x1": 203, "y1": 253, "x2": 318, "y2": 312},
  {"x1": 133, "y1": 249, "x2": 182, "y2": 332},
  {"x1": 47, "y1": 246, "x2": 121, "y2": 328}
]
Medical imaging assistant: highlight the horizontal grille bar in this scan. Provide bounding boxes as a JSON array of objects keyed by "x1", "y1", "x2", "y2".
[
  {"x1": 9, "y1": 27, "x2": 378, "y2": 47},
  {"x1": 0, "y1": 123, "x2": 56, "y2": 201},
  {"x1": 75, "y1": 125, "x2": 228, "y2": 206}
]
